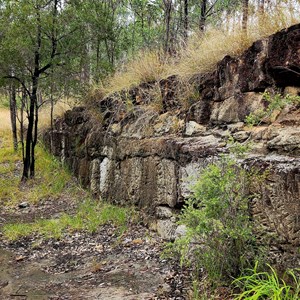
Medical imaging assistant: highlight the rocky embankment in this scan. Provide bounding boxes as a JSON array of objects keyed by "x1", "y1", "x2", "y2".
[{"x1": 44, "y1": 24, "x2": 300, "y2": 269}]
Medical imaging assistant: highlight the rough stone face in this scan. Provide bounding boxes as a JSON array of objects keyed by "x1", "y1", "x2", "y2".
[
  {"x1": 156, "y1": 219, "x2": 177, "y2": 241},
  {"x1": 185, "y1": 121, "x2": 206, "y2": 136},
  {"x1": 156, "y1": 159, "x2": 177, "y2": 207},
  {"x1": 90, "y1": 159, "x2": 100, "y2": 195},
  {"x1": 266, "y1": 24, "x2": 300, "y2": 87},
  {"x1": 248, "y1": 156, "x2": 300, "y2": 267},
  {"x1": 43, "y1": 24, "x2": 300, "y2": 268}
]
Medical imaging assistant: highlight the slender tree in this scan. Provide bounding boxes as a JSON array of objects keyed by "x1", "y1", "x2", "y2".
[
  {"x1": 0, "y1": 0, "x2": 81, "y2": 180},
  {"x1": 242, "y1": 0, "x2": 249, "y2": 33}
]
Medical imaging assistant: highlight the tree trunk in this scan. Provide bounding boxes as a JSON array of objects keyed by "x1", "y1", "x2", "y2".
[
  {"x1": 164, "y1": 0, "x2": 172, "y2": 54},
  {"x1": 200, "y1": 0, "x2": 207, "y2": 32},
  {"x1": 242, "y1": 0, "x2": 249, "y2": 33},
  {"x1": 183, "y1": 0, "x2": 188, "y2": 41},
  {"x1": 22, "y1": 94, "x2": 35, "y2": 180},
  {"x1": 9, "y1": 83, "x2": 18, "y2": 151},
  {"x1": 20, "y1": 90, "x2": 25, "y2": 164},
  {"x1": 30, "y1": 98, "x2": 38, "y2": 178}
]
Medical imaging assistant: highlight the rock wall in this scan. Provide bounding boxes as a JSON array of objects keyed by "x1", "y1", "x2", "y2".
[{"x1": 44, "y1": 24, "x2": 300, "y2": 268}]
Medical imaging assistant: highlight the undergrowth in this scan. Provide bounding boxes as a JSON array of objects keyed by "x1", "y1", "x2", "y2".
[
  {"x1": 163, "y1": 142, "x2": 268, "y2": 299},
  {"x1": 3, "y1": 200, "x2": 135, "y2": 240},
  {"x1": 233, "y1": 262, "x2": 300, "y2": 300},
  {"x1": 0, "y1": 129, "x2": 72, "y2": 205},
  {"x1": 0, "y1": 127, "x2": 136, "y2": 240}
]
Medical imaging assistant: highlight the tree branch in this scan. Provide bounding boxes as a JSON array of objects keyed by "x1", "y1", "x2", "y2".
[{"x1": 3, "y1": 76, "x2": 31, "y2": 97}]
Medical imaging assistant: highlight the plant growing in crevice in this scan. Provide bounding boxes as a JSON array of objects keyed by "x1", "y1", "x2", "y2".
[
  {"x1": 245, "y1": 92, "x2": 300, "y2": 126},
  {"x1": 169, "y1": 142, "x2": 265, "y2": 288}
]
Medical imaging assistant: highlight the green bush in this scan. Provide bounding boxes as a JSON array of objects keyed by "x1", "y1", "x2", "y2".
[
  {"x1": 233, "y1": 262, "x2": 300, "y2": 300},
  {"x1": 172, "y1": 144, "x2": 264, "y2": 285},
  {"x1": 245, "y1": 92, "x2": 300, "y2": 126}
]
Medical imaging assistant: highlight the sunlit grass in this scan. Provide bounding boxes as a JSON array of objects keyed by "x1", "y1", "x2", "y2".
[
  {"x1": 0, "y1": 108, "x2": 12, "y2": 131},
  {"x1": 3, "y1": 201, "x2": 136, "y2": 240},
  {"x1": 0, "y1": 127, "x2": 73, "y2": 206},
  {"x1": 89, "y1": 51, "x2": 168, "y2": 99}
]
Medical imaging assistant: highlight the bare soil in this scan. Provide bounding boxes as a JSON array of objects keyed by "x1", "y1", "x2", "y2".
[{"x1": 0, "y1": 166, "x2": 191, "y2": 300}]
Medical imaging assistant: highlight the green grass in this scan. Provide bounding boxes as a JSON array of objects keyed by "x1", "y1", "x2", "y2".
[
  {"x1": 233, "y1": 262, "x2": 300, "y2": 300},
  {"x1": 0, "y1": 131, "x2": 136, "y2": 240},
  {"x1": 3, "y1": 200, "x2": 135, "y2": 240},
  {"x1": 0, "y1": 130, "x2": 73, "y2": 206}
]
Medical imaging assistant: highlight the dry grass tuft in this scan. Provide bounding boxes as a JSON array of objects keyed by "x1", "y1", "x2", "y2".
[
  {"x1": 101, "y1": 51, "x2": 169, "y2": 96},
  {"x1": 173, "y1": 9, "x2": 299, "y2": 79},
  {"x1": 0, "y1": 108, "x2": 11, "y2": 131},
  {"x1": 39, "y1": 98, "x2": 76, "y2": 129},
  {"x1": 93, "y1": 8, "x2": 299, "y2": 100}
]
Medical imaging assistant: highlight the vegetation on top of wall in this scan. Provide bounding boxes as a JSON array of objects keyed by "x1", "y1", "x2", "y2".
[{"x1": 91, "y1": 8, "x2": 299, "y2": 101}]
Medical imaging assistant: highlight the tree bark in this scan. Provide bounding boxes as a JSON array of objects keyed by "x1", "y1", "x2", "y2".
[
  {"x1": 22, "y1": 3, "x2": 41, "y2": 181},
  {"x1": 164, "y1": 0, "x2": 172, "y2": 54},
  {"x1": 183, "y1": 0, "x2": 188, "y2": 41},
  {"x1": 200, "y1": 0, "x2": 207, "y2": 32},
  {"x1": 22, "y1": 93, "x2": 35, "y2": 180},
  {"x1": 9, "y1": 83, "x2": 18, "y2": 151},
  {"x1": 20, "y1": 90, "x2": 25, "y2": 164},
  {"x1": 242, "y1": 0, "x2": 249, "y2": 33}
]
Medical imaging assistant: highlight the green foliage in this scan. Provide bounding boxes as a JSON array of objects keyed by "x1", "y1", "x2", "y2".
[
  {"x1": 233, "y1": 262, "x2": 300, "y2": 300},
  {"x1": 245, "y1": 92, "x2": 300, "y2": 126},
  {"x1": 0, "y1": 131, "x2": 72, "y2": 205},
  {"x1": 171, "y1": 143, "x2": 263, "y2": 285},
  {"x1": 0, "y1": 94, "x2": 9, "y2": 108},
  {"x1": 3, "y1": 200, "x2": 135, "y2": 240}
]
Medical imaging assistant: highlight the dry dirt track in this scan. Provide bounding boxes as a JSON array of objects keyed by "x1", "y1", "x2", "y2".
[{"x1": 0, "y1": 111, "x2": 191, "y2": 299}]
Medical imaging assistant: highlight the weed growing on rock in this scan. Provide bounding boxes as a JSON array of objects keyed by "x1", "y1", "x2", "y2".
[
  {"x1": 169, "y1": 143, "x2": 265, "y2": 288},
  {"x1": 245, "y1": 92, "x2": 300, "y2": 126}
]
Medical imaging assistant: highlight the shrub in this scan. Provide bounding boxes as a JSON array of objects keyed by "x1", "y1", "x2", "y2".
[
  {"x1": 172, "y1": 143, "x2": 263, "y2": 285},
  {"x1": 245, "y1": 92, "x2": 300, "y2": 126}
]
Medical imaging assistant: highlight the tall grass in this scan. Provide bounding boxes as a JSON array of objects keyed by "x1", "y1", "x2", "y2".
[
  {"x1": 38, "y1": 97, "x2": 77, "y2": 129},
  {"x1": 94, "y1": 8, "x2": 299, "y2": 99},
  {"x1": 99, "y1": 51, "x2": 169, "y2": 96},
  {"x1": 0, "y1": 108, "x2": 12, "y2": 131},
  {"x1": 233, "y1": 262, "x2": 300, "y2": 300},
  {"x1": 0, "y1": 129, "x2": 73, "y2": 206},
  {"x1": 174, "y1": 8, "x2": 299, "y2": 79}
]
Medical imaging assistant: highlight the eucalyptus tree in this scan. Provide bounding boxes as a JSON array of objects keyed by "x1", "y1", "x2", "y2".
[{"x1": 0, "y1": 0, "x2": 82, "y2": 180}]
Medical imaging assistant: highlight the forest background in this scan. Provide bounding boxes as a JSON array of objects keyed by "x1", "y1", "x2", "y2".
[{"x1": 0, "y1": 0, "x2": 299, "y2": 179}]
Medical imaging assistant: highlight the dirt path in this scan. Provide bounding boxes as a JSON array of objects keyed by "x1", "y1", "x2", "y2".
[
  {"x1": 0, "y1": 123, "x2": 191, "y2": 299},
  {"x1": 0, "y1": 212, "x2": 190, "y2": 300}
]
